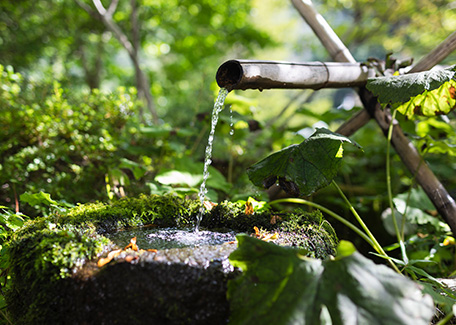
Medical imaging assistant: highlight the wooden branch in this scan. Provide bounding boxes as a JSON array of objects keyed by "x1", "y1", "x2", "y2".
[
  {"x1": 75, "y1": 0, "x2": 159, "y2": 123},
  {"x1": 291, "y1": 0, "x2": 355, "y2": 63},
  {"x1": 291, "y1": 0, "x2": 456, "y2": 235},
  {"x1": 92, "y1": 0, "x2": 107, "y2": 16},
  {"x1": 106, "y1": 0, "x2": 119, "y2": 18},
  {"x1": 130, "y1": 0, "x2": 140, "y2": 52},
  {"x1": 336, "y1": 109, "x2": 370, "y2": 137},
  {"x1": 409, "y1": 31, "x2": 456, "y2": 73}
]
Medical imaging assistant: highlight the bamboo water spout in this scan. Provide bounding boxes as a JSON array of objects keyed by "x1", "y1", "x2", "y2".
[{"x1": 216, "y1": 60, "x2": 375, "y2": 91}]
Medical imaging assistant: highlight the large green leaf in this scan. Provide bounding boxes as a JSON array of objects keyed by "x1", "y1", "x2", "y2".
[
  {"x1": 228, "y1": 235, "x2": 434, "y2": 325},
  {"x1": 246, "y1": 128, "x2": 360, "y2": 197},
  {"x1": 366, "y1": 66, "x2": 456, "y2": 105}
]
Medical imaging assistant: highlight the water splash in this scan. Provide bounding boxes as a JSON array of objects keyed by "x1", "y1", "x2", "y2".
[
  {"x1": 107, "y1": 227, "x2": 236, "y2": 250},
  {"x1": 146, "y1": 227, "x2": 235, "y2": 249},
  {"x1": 196, "y1": 87, "x2": 229, "y2": 230}
]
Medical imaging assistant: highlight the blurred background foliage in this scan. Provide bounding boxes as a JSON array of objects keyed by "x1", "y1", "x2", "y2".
[{"x1": 1, "y1": 0, "x2": 456, "y2": 271}]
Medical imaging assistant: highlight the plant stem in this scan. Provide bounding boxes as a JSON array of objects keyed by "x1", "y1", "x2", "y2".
[
  {"x1": 386, "y1": 109, "x2": 402, "y2": 243},
  {"x1": 331, "y1": 181, "x2": 401, "y2": 273},
  {"x1": 0, "y1": 309, "x2": 14, "y2": 325},
  {"x1": 435, "y1": 310, "x2": 454, "y2": 325},
  {"x1": 269, "y1": 198, "x2": 374, "y2": 249}
]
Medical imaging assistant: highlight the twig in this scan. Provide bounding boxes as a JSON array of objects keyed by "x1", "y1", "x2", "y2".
[{"x1": 106, "y1": 0, "x2": 119, "y2": 18}]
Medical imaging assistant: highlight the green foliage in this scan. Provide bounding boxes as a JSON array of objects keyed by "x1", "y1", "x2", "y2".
[
  {"x1": 0, "y1": 0, "x2": 271, "y2": 123},
  {"x1": 366, "y1": 67, "x2": 456, "y2": 106},
  {"x1": 367, "y1": 66, "x2": 456, "y2": 120},
  {"x1": 228, "y1": 236, "x2": 434, "y2": 325},
  {"x1": 321, "y1": 0, "x2": 456, "y2": 62},
  {"x1": 367, "y1": 64, "x2": 456, "y2": 172},
  {"x1": 380, "y1": 188, "x2": 456, "y2": 279},
  {"x1": 247, "y1": 128, "x2": 360, "y2": 197},
  {"x1": 151, "y1": 157, "x2": 232, "y2": 201},
  {"x1": 0, "y1": 206, "x2": 30, "y2": 316},
  {"x1": 395, "y1": 79, "x2": 456, "y2": 118},
  {"x1": 0, "y1": 65, "x2": 144, "y2": 214}
]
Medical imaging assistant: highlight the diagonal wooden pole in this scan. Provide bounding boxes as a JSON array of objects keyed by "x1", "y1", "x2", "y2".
[
  {"x1": 292, "y1": 0, "x2": 456, "y2": 136},
  {"x1": 291, "y1": 0, "x2": 456, "y2": 235},
  {"x1": 409, "y1": 31, "x2": 456, "y2": 73}
]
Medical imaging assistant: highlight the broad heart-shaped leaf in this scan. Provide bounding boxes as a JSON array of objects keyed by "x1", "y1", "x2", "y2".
[
  {"x1": 228, "y1": 235, "x2": 434, "y2": 325},
  {"x1": 366, "y1": 66, "x2": 456, "y2": 105},
  {"x1": 247, "y1": 128, "x2": 360, "y2": 197},
  {"x1": 395, "y1": 79, "x2": 456, "y2": 118}
]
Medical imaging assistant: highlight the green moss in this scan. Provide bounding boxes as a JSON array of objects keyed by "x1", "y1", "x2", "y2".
[
  {"x1": 275, "y1": 209, "x2": 339, "y2": 259},
  {"x1": 6, "y1": 223, "x2": 110, "y2": 323},
  {"x1": 201, "y1": 202, "x2": 338, "y2": 258},
  {"x1": 61, "y1": 193, "x2": 196, "y2": 232},
  {"x1": 4, "y1": 194, "x2": 338, "y2": 324},
  {"x1": 201, "y1": 200, "x2": 276, "y2": 231}
]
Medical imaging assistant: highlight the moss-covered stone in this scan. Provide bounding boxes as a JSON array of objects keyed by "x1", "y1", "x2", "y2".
[{"x1": 4, "y1": 194, "x2": 338, "y2": 324}]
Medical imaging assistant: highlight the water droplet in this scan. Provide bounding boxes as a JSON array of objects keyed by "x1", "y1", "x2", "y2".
[{"x1": 229, "y1": 106, "x2": 234, "y2": 136}]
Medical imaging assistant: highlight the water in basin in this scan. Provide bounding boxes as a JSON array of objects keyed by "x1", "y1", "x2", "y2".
[{"x1": 107, "y1": 226, "x2": 236, "y2": 250}]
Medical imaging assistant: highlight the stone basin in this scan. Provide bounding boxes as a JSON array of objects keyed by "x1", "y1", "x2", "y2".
[{"x1": 4, "y1": 194, "x2": 338, "y2": 324}]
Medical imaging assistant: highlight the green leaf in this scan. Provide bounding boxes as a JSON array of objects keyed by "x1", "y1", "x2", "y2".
[
  {"x1": 366, "y1": 66, "x2": 456, "y2": 105},
  {"x1": 206, "y1": 166, "x2": 232, "y2": 192},
  {"x1": 139, "y1": 126, "x2": 172, "y2": 137},
  {"x1": 5, "y1": 213, "x2": 25, "y2": 231},
  {"x1": 415, "y1": 118, "x2": 456, "y2": 156},
  {"x1": 246, "y1": 128, "x2": 360, "y2": 197},
  {"x1": 228, "y1": 235, "x2": 434, "y2": 325},
  {"x1": 335, "y1": 240, "x2": 356, "y2": 258},
  {"x1": 119, "y1": 158, "x2": 146, "y2": 180},
  {"x1": 421, "y1": 282, "x2": 456, "y2": 314},
  {"x1": 0, "y1": 225, "x2": 8, "y2": 239},
  {"x1": 393, "y1": 188, "x2": 448, "y2": 231},
  {"x1": 20, "y1": 191, "x2": 58, "y2": 207},
  {"x1": 155, "y1": 170, "x2": 203, "y2": 187},
  {"x1": 396, "y1": 80, "x2": 456, "y2": 118}
]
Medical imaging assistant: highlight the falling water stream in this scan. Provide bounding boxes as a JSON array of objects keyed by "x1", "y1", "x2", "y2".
[
  {"x1": 106, "y1": 88, "x2": 230, "y2": 249},
  {"x1": 196, "y1": 87, "x2": 229, "y2": 231}
]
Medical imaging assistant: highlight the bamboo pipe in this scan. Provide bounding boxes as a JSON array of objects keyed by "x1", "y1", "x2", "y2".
[{"x1": 216, "y1": 60, "x2": 374, "y2": 91}]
